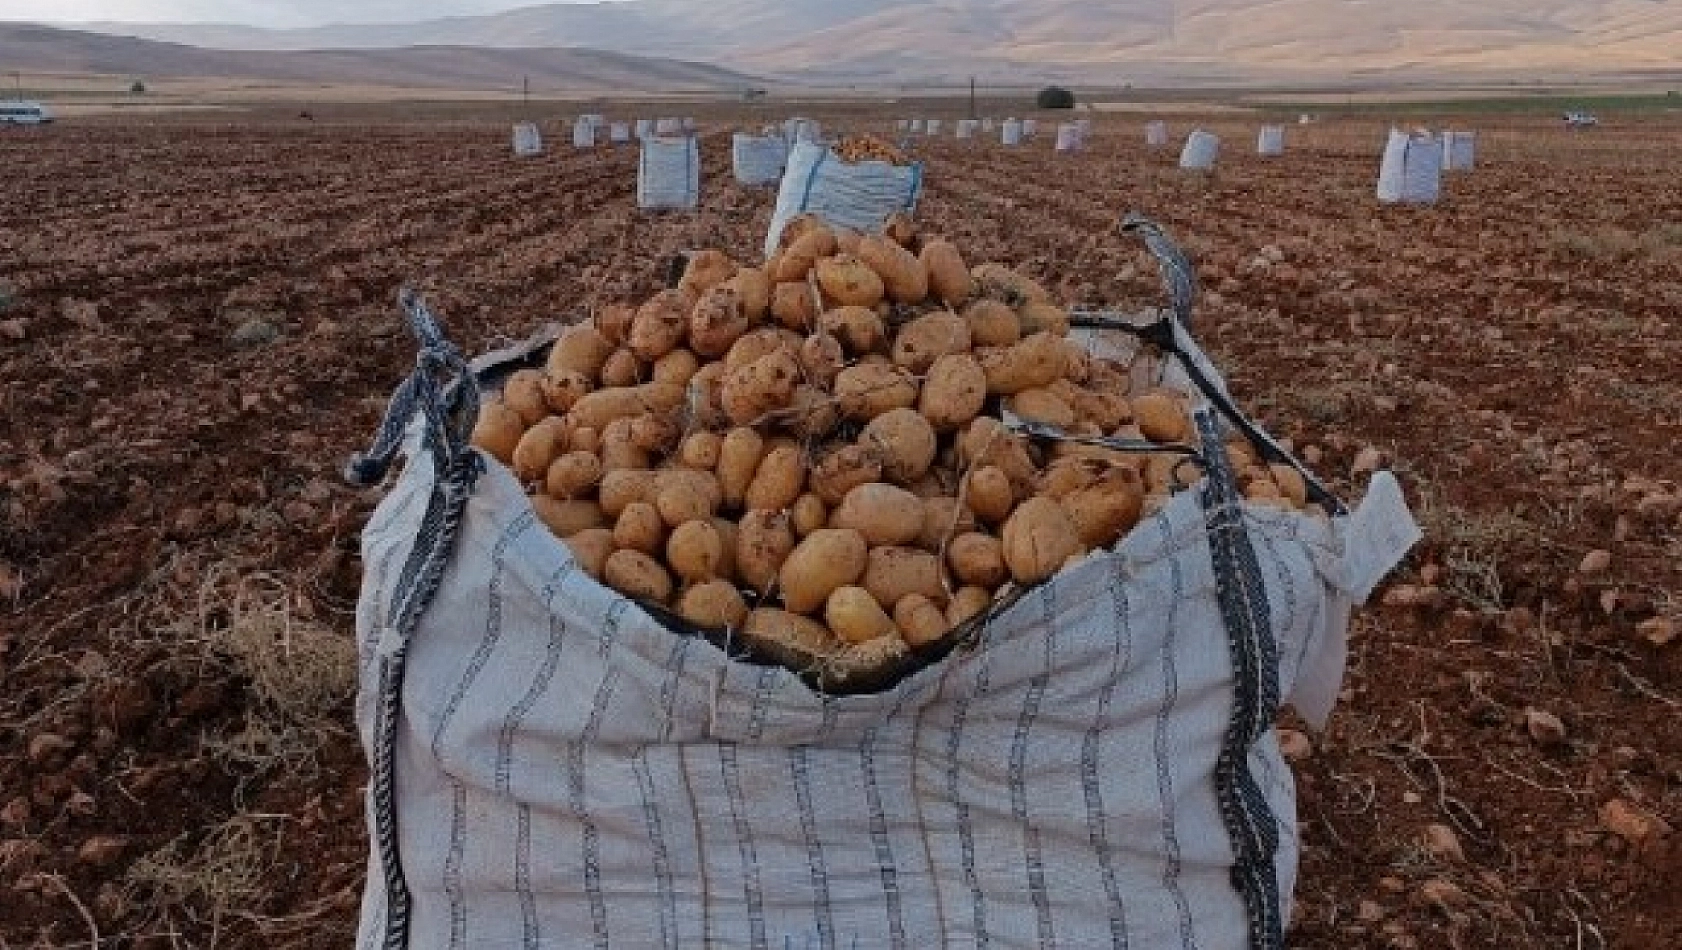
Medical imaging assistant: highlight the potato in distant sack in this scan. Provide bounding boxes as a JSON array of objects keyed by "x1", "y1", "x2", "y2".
[
  {"x1": 512, "y1": 416, "x2": 569, "y2": 482},
  {"x1": 627, "y1": 289, "x2": 690, "y2": 361},
  {"x1": 918, "y1": 354, "x2": 988, "y2": 432},
  {"x1": 678, "y1": 249, "x2": 737, "y2": 298},
  {"x1": 779, "y1": 528, "x2": 869, "y2": 615},
  {"x1": 826, "y1": 586, "x2": 897, "y2": 644},
  {"x1": 656, "y1": 479, "x2": 717, "y2": 528},
  {"x1": 603, "y1": 550, "x2": 673, "y2": 604},
  {"x1": 856, "y1": 234, "x2": 928, "y2": 304},
  {"x1": 809, "y1": 443, "x2": 885, "y2": 506},
  {"x1": 678, "y1": 580, "x2": 748, "y2": 629},
  {"x1": 1001, "y1": 496, "x2": 1082, "y2": 584},
  {"x1": 816, "y1": 254, "x2": 886, "y2": 308},
  {"x1": 1269, "y1": 463, "x2": 1308, "y2": 509},
  {"x1": 532, "y1": 496, "x2": 605, "y2": 539},
  {"x1": 957, "y1": 418, "x2": 1038, "y2": 488},
  {"x1": 547, "y1": 324, "x2": 616, "y2": 382},
  {"x1": 736, "y1": 509, "x2": 797, "y2": 594},
  {"x1": 689, "y1": 285, "x2": 750, "y2": 359},
  {"x1": 891, "y1": 311, "x2": 971, "y2": 374},
  {"x1": 834, "y1": 363, "x2": 918, "y2": 421},
  {"x1": 471, "y1": 401, "x2": 526, "y2": 464},
  {"x1": 829, "y1": 482, "x2": 925, "y2": 547},
  {"x1": 920, "y1": 239, "x2": 973, "y2": 306},
  {"x1": 860, "y1": 408, "x2": 937, "y2": 484}
]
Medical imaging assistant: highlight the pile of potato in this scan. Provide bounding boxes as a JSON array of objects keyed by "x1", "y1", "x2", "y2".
[
  {"x1": 832, "y1": 134, "x2": 913, "y2": 166},
  {"x1": 471, "y1": 213, "x2": 1314, "y2": 677}
]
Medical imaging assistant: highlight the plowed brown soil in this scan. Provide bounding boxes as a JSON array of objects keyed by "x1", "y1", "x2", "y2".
[{"x1": 2, "y1": 107, "x2": 1679, "y2": 948}]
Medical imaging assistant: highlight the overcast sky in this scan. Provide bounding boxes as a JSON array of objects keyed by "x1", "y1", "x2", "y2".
[{"x1": 0, "y1": 1, "x2": 595, "y2": 28}]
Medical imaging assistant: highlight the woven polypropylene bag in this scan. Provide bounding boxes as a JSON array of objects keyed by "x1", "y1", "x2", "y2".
[
  {"x1": 511, "y1": 123, "x2": 542, "y2": 158},
  {"x1": 1377, "y1": 129, "x2": 1443, "y2": 204},
  {"x1": 638, "y1": 136, "x2": 699, "y2": 211},
  {"x1": 732, "y1": 134, "x2": 788, "y2": 186},
  {"x1": 763, "y1": 142, "x2": 923, "y2": 257},
  {"x1": 1180, "y1": 130, "x2": 1221, "y2": 170}
]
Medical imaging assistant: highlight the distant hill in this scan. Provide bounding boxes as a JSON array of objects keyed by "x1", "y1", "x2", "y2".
[
  {"x1": 70, "y1": 0, "x2": 1682, "y2": 83},
  {"x1": 0, "y1": 23, "x2": 761, "y2": 92}
]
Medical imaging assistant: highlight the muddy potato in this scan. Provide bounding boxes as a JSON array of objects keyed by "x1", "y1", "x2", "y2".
[
  {"x1": 834, "y1": 363, "x2": 918, "y2": 421},
  {"x1": 502, "y1": 369, "x2": 551, "y2": 426},
  {"x1": 1040, "y1": 458, "x2": 1100, "y2": 500},
  {"x1": 656, "y1": 480, "x2": 716, "y2": 529},
  {"x1": 826, "y1": 586, "x2": 898, "y2": 644},
  {"x1": 962, "y1": 299, "x2": 1020, "y2": 349},
  {"x1": 652, "y1": 348, "x2": 701, "y2": 387},
  {"x1": 545, "y1": 324, "x2": 616, "y2": 383},
  {"x1": 678, "y1": 580, "x2": 748, "y2": 629},
  {"x1": 533, "y1": 496, "x2": 606, "y2": 538},
  {"x1": 860, "y1": 408, "x2": 937, "y2": 485},
  {"x1": 829, "y1": 482, "x2": 925, "y2": 547},
  {"x1": 598, "y1": 469, "x2": 659, "y2": 519},
  {"x1": 891, "y1": 312, "x2": 972, "y2": 375},
  {"x1": 771, "y1": 281, "x2": 820, "y2": 331},
  {"x1": 1058, "y1": 384, "x2": 1131, "y2": 433},
  {"x1": 721, "y1": 350, "x2": 801, "y2": 426},
  {"x1": 599, "y1": 418, "x2": 651, "y2": 472},
  {"x1": 545, "y1": 451, "x2": 603, "y2": 499},
  {"x1": 627, "y1": 290, "x2": 690, "y2": 361},
  {"x1": 540, "y1": 369, "x2": 591, "y2": 415},
  {"x1": 834, "y1": 228, "x2": 863, "y2": 255},
  {"x1": 657, "y1": 468, "x2": 724, "y2": 514},
  {"x1": 689, "y1": 285, "x2": 750, "y2": 359},
  {"x1": 726, "y1": 267, "x2": 771, "y2": 323},
  {"x1": 981, "y1": 332, "x2": 1066, "y2": 395},
  {"x1": 1225, "y1": 439, "x2": 1258, "y2": 472},
  {"x1": 973, "y1": 262, "x2": 1051, "y2": 305},
  {"x1": 563, "y1": 527, "x2": 615, "y2": 579},
  {"x1": 947, "y1": 533, "x2": 1008, "y2": 588},
  {"x1": 512, "y1": 417, "x2": 569, "y2": 482},
  {"x1": 598, "y1": 348, "x2": 642, "y2": 388},
  {"x1": 798, "y1": 332, "x2": 845, "y2": 387},
  {"x1": 920, "y1": 239, "x2": 973, "y2": 306},
  {"x1": 723, "y1": 327, "x2": 797, "y2": 370},
  {"x1": 717, "y1": 428, "x2": 767, "y2": 510},
  {"x1": 742, "y1": 608, "x2": 837, "y2": 665},
  {"x1": 666, "y1": 520, "x2": 726, "y2": 583},
  {"x1": 776, "y1": 228, "x2": 838, "y2": 282},
  {"x1": 777, "y1": 213, "x2": 827, "y2": 251},
  {"x1": 737, "y1": 509, "x2": 797, "y2": 594},
  {"x1": 1269, "y1": 463, "x2": 1308, "y2": 509},
  {"x1": 883, "y1": 211, "x2": 918, "y2": 248},
  {"x1": 791, "y1": 493, "x2": 828, "y2": 538},
  {"x1": 1133, "y1": 389, "x2": 1193, "y2": 443},
  {"x1": 947, "y1": 586, "x2": 993, "y2": 626},
  {"x1": 893, "y1": 594, "x2": 949, "y2": 647},
  {"x1": 570, "y1": 382, "x2": 685, "y2": 433},
  {"x1": 472, "y1": 401, "x2": 526, "y2": 464},
  {"x1": 1001, "y1": 497, "x2": 1082, "y2": 584},
  {"x1": 778, "y1": 528, "x2": 869, "y2": 615},
  {"x1": 1009, "y1": 387, "x2": 1077, "y2": 430},
  {"x1": 745, "y1": 444, "x2": 807, "y2": 512},
  {"x1": 966, "y1": 466, "x2": 1016, "y2": 526},
  {"x1": 784, "y1": 385, "x2": 840, "y2": 440},
  {"x1": 570, "y1": 426, "x2": 600, "y2": 455},
  {"x1": 595, "y1": 304, "x2": 636, "y2": 348},
  {"x1": 629, "y1": 414, "x2": 680, "y2": 454},
  {"x1": 679, "y1": 431, "x2": 723, "y2": 470},
  {"x1": 810, "y1": 444, "x2": 884, "y2": 506},
  {"x1": 1062, "y1": 468, "x2": 1145, "y2": 550},
  {"x1": 816, "y1": 254, "x2": 886, "y2": 308},
  {"x1": 958, "y1": 418, "x2": 1038, "y2": 489},
  {"x1": 1017, "y1": 302, "x2": 1071, "y2": 337},
  {"x1": 603, "y1": 550, "x2": 674, "y2": 604},
  {"x1": 679, "y1": 249, "x2": 738, "y2": 298},
  {"x1": 613, "y1": 502, "x2": 666, "y2": 556},
  {"x1": 857, "y1": 234, "x2": 928, "y2": 304},
  {"x1": 820, "y1": 306, "x2": 887, "y2": 355},
  {"x1": 861, "y1": 546, "x2": 948, "y2": 611},
  {"x1": 917, "y1": 496, "x2": 979, "y2": 552},
  {"x1": 919, "y1": 354, "x2": 988, "y2": 432},
  {"x1": 687, "y1": 363, "x2": 728, "y2": 428}
]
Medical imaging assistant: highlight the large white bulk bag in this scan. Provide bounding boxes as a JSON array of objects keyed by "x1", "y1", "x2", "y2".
[
  {"x1": 1076, "y1": 117, "x2": 1093, "y2": 139},
  {"x1": 655, "y1": 117, "x2": 683, "y2": 136},
  {"x1": 982, "y1": 117, "x2": 995, "y2": 132},
  {"x1": 896, "y1": 119, "x2": 909, "y2": 132},
  {"x1": 1055, "y1": 122, "x2": 1082, "y2": 152},
  {"x1": 350, "y1": 288, "x2": 1418, "y2": 950},
  {"x1": 907, "y1": 119, "x2": 924, "y2": 135},
  {"x1": 1147, "y1": 120, "x2": 1169, "y2": 147},
  {"x1": 1442, "y1": 131, "x2": 1476, "y2": 171},
  {"x1": 572, "y1": 118, "x2": 596, "y2": 149},
  {"x1": 1023, "y1": 118, "x2": 1038, "y2": 138},
  {"x1": 925, "y1": 118, "x2": 942, "y2": 136},
  {"x1": 635, "y1": 118, "x2": 653, "y2": 140},
  {"x1": 1257, "y1": 125, "x2": 1285, "y2": 157},
  {"x1": 956, "y1": 119, "x2": 977, "y2": 140},
  {"x1": 1180, "y1": 130, "x2": 1220, "y2": 170},
  {"x1": 1001, "y1": 118, "x2": 1023, "y2": 146},
  {"x1": 763, "y1": 141, "x2": 923, "y2": 257},
  {"x1": 732, "y1": 133, "x2": 788, "y2": 186},
  {"x1": 637, "y1": 135, "x2": 699, "y2": 210},
  {"x1": 1377, "y1": 129, "x2": 1442, "y2": 204},
  {"x1": 609, "y1": 122, "x2": 630, "y2": 145},
  {"x1": 511, "y1": 122, "x2": 543, "y2": 157}
]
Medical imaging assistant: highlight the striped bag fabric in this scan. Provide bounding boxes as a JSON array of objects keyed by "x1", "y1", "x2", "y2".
[{"x1": 347, "y1": 290, "x2": 1418, "y2": 950}]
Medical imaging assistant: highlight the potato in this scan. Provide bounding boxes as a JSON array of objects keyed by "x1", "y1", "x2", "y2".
[
  {"x1": 1134, "y1": 389, "x2": 1193, "y2": 443},
  {"x1": 1001, "y1": 497, "x2": 1082, "y2": 584},
  {"x1": 860, "y1": 408, "x2": 937, "y2": 485},
  {"x1": 613, "y1": 502, "x2": 666, "y2": 555},
  {"x1": 883, "y1": 211, "x2": 918, "y2": 248},
  {"x1": 563, "y1": 528, "x2": 615, "y2": 579},
  {"x1": 570, "y1": 426, "x2": 600, "y2": 455},
  {"x1": 1144, "y1": 452, "x2": 1193, "y2": 495},
  {"x1": 570, "y1": 382, "x2": 685, "y2": 432},
  {"x1": 973, "y1": 262, "x2": 1051, "y2": 305},
  {"x1": 776, "y1": 228, "x2": 837, "y2": 282},
  {"x1": 666, "y1": 520, "x2": 726, "y2": 583},
  {"x1": 816, "y1": 255, "x2": 886, "y2": 308},
  {"x1": 810, "y1": 443, "x2": 885, "y2": 506},
  {"x1": 737, "y1": 509, "x2": 797, "y2": 594},
  {"x1": 599, "y1": 469, "x2": 659, "y2": 519},
  {"x1": 820, "y1": 306, "x2": 887, "y2": 355},
  {"x1": 920, "y1": 239, "x2": 973, "y2": 306},
  {"x1": 791, "y1": 493, "x2": 828, "y2": 538},
  {"x1": 533, "y1": 496, "x2": 606, "y2": 538},
  {"x1": 947, "y1": 533, "x2": 1008, "y2": 588},
  {"x1": 826, "y1": 635, "x2": 911, "y2": 679},
  {"x1": 502, "y1": 369, "x2": 551, "y2": 426},
  {"x1": 599, "y1": 348, "x2": 643, "y2": 388},
  {"x1": 725, "y1": 327, "x2": 800, "y2": 369},
  {"x1": 745, "y1": 444, "x2": 807, "y2": 512},
  {"x1": 679, "y1": 249, "x2": 738, "y2": 298},
  {"x1": 629, "y1": 414, "x2": 681, "y2": 454},
  {"x1": 917, "y1": 496, "x2": 978, "y2": 552},
  {"x1": 742, "y1": 608, "x2": 837, "y2": 665},
  {"x1": 1056, "y1": 382, "x2": 1131, "y2": 433},
  {"x1": 656, "y1": 480, "x2": 717, "y2": 528},
  {"x1": 689, "y1": 285, "x2": 749, "y2": 359},
  {"x1": 652, "y1": 348, "x2": 700, "y2": 387},
  {"x1": 1018, "y1": 302, "x2": 1070, "y2": 337},
  {"x1": 891, "y1": 312, "x2": 972, "y2": 374},
  {"x1": 835, "y1": 228, "x2": 863, "y2": 255},
  {"x1": 595, "y1": 304, "x2": 636, "y2": 347},
  {"x1": 545, "y1": 451, "x2": 603, "y2": 499},
  {"x1": 603, "y1": 550, "x2": 673, "y2": 603},
  {"x1": 829, "y1": 482, "x2": 925, "y2": 547},
  {"x1": 512, "y1": 417, "x2": 569, "y2": 482},
  {"x1": 717, "y1": 428, "x2": 767, "y2": 510},
  {"x1": 981, "y1": 332, "x2": 1066, "y2": 395},
  {"x1": 857, "y1": 234, "x2": 928, "y2": 304},
  {"x1": 947, "y1": 586, "x2": 993, "y2": 627},
  {"x1": 966, "y1": 466, "x2": 1016, "y2": 526},
  {"x1": 472, "y1": 401, "x2": 526, "y2": 464},
  {"x1": 776, "y1": 213, "x2": 826, "y2": 251},
  {"x1": 1062, "y1": 468, "x2": 1145, "y2": 550},
  {"x1": 726, "y1": 267, "x2": 771, "y2": 323},
  {"x1": 677, "y1": 580, "x2": 748, "y2": 629},
  {"x1": 1225, "y1": 439, "x2": 1258, "y2": 472},
  {"x1": 679, "y1": 431, "x2": 723, "y2": 470},
  {"x1": 861, "y1": 546, "x2": 948, "y2": 611},
  {"x1": 1039, "y1": 458, "x2": 1100, "y2": 500},
  {"x1": 918, "y1": 354, "x2": 989, "y2": 432},
  {"x1": 547, "y1": 325, "x2": 617, "y2": 382},
  {"x1": 628, "y1": 290, "x2": 690, "y2": 361},
  {"x1": 599, "y1": 418, "x2": 651, "y2": 472},
  {"x1": 784, "y1": 385, "x2": 840, "y2": 440},
  {"x1": 1269, "y1": 463, "x2": 1308, "y2": 509},
  {"x1": 957, "y1": 299, "x2": 1019, "y2": 349},
  {"x1": 1009, "y1": 388, "x2": 1077, "y2": 430},
  {"x1": 657, "y1": 468, "x2": 724, "y2": 511},
  {"x1": 826, "y1": 586, "x2": 897, "y2": 644},
  {"x1": 835, "y1": 363, "x2": 918, "y2": 421},
  {"x1": 711, "y1": 517, "x2": 739, "y2": 582},
  {"x1": 958, "y1": 418, "x2": 1038, "y2": 489},
  {"x1": 894, "y1": 594, "x2": 949, "y2": 647},
  {"x1": 798, "y1": 332, "x2": 845, "y2": 386},
  {"x1": 779, "y1": 528, "x2": 870, "y2": 615},
  {"x1": 771, "y1": 281, "x2": 820, "y2": 331},
  {"x1": 721, "y1": 350, "x2": 801, "y2": 426},
  {"x1": 909, "y1": 468, "x2": 959, "y2": 500}
]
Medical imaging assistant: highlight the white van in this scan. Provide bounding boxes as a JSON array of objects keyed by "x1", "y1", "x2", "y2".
[{"x1": 0, "y1": 101, "x2": 53, "y2": 125}]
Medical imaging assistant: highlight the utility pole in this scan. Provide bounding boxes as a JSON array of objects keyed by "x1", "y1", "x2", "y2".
[
  {"x1": 11, "y1": 72, "x2": 21, "y2": 100},
  {"x1": 522, "y1": 74, "x2": 530, "y2": 109},
  {"x1": 969, "y1": 76, "x2": 976, "y2": 119}
]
